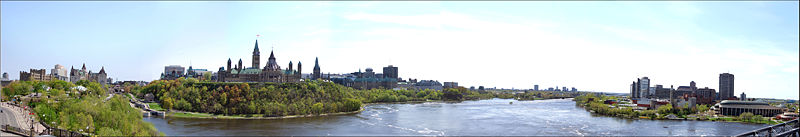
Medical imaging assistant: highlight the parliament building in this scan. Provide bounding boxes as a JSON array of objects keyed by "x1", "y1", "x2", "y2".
[{"x1": 216, "y1": 40, "x2": 303, "y2": 83}]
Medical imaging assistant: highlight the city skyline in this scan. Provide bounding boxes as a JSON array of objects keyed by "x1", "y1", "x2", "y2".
[{"x1": 2, "y1": 2, "x2": 798, "y2": 99}]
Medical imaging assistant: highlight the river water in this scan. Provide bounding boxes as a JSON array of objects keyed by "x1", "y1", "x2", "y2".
[{"x1": 143, "y1": 98, "x2": 767, "y2": 136}]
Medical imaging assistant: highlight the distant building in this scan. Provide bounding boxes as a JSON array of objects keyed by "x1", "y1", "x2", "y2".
[
  {"x1": 1, "y1": 72, "x2": 8, "y2": 80},
  {"x1": 719, "y1": 73, "x2": 735, "y2": 100},
  {"x1": 20, "y1": 69, "x2": 51, "y2": 81},
  {"x1": 383, "y1": 65, "x2": 398, "y2": 79},
  {"x1": 51, "y1": 64, "x2": 69, "y2": 81},
  {"x1": 534, "y1": 85, "x2": 539, "y2": 91},
  {"x1": 161, "y1": 65, "x2": 185, "y2": 80},
  {"x1": 696, "y1": 87, "x2": 717, "y2": 104},
  {"x1": 571, "y1": 87, "x2": 577, "y2": 92},
  {"x1": 478, "y1": 86, "x2": 484, "y2": 91},
  {"x1": 654, "y1": 85, "x2": 671, "y2": 99},
  {"x1": 415, "y1": 80, "x2": 443, "y2": 91},
  {"x1": 1, "y1": 72, "x2": 12, "y2": 87},
  {"x1": 313, "y1": 57, "x2": 321, "y2": 79},
  {"x1": 470, "y1": 86, "x2": 475, "y2": 91},
  {"x1": 715, "y1": 100, "x2": 782, "y2": 117},
  {"x1": 328, "y1": 65, "x2": 398, "y2": 89},
  {"x1": 740, "y1": 92, "x2": 747, "y2": 101},
  {"x1": 562, "y1": 87, "x2": 568, "y2": 92},
  {"x1": 638, "y1": 77, "x2": 650, "y2": 98},
  {"x1": 630, "y1": 81, "x2": 637, "y2": 99},
  {"x1": 444, "y1": 82, "x2": 458, "y2": 89},
  {"x1": 214, "y1": 40, "x2": 301, "y2": 83},
  {"x1": 70, "y1": 64, "x2": 89, "y2": 82}
]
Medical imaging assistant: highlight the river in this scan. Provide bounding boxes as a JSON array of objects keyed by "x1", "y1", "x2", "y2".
[{"x1": 143, "y1": 98, "x2": 767, "y2": 136}]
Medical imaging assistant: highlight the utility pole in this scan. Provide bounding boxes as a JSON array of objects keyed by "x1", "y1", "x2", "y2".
[{"x1": 30, "y1": 109, "x2": 35, "y2": 137}]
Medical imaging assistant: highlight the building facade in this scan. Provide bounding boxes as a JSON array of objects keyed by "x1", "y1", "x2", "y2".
[
  {"x1": 444, "y1": 82, "x2": 459, "y2": 89},
  {"x1": 51, "y1": 64, "x2": 69, "y2": 81},
  {"x1": 161, "y1": 65, "x2": 185, "y2": 80},
  {"x1": 328, "y1": 66, "x2": 398, "y2": 90},
  {"x1": 20, "y1": 69, "x2": 51, "y2": 81},
  {"x1": 715, "y1": 100, "x2": 782, "y2": 117}
]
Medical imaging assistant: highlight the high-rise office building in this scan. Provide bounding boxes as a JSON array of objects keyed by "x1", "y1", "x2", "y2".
[
  {"x1": 383, "y1": 65, "x2": 398, "y2": 79},
  {"x1": 719, "y1": 73, "x2": 734, "y2": 100}
]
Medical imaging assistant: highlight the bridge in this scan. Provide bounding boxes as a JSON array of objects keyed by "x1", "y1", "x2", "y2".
[{"x1": 736, "y1": 119, "x2": 799, "y2": 137}]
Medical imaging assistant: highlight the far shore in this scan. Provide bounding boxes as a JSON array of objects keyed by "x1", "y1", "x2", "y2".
[{"x1": 158, "y1": 98, "x2": 568, "y2": 120}]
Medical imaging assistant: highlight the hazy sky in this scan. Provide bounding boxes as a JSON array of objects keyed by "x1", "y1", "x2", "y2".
[{"x1": 2, "y1": 2, "x2": 798, "y2": 99}]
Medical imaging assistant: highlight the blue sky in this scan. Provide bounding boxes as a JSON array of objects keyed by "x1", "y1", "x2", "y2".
[{"x1": 2, "y1": 2, "x2": 798, "y2": 100}]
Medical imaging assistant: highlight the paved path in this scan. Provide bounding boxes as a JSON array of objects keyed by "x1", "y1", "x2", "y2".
[
  {"x1": 1, "y1": 102, "x2": 24, "y2": 137},
  {"x1": 1, "y1": 103, "x2": 24, "y2": 128},
  {"x1": 0, "y1": 102, "x2": 45, "y2": 135}
]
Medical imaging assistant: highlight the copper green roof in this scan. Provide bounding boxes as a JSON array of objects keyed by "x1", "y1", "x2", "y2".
[{"x1": 240, "y1": 68, "x2": 262, "y2": 74}]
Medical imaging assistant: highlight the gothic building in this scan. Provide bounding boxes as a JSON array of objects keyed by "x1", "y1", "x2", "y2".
[
  {"x1": 68, "y1": 63, "x2": 108, "y2": 84},
  {"x1": 313, "y1": 57, "x2": 321, "y2": 79},
  {"x1": 216, "y1": 40, "x2": 302, "y2": 83}
]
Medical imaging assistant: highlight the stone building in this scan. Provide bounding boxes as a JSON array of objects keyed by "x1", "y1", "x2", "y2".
[
  {"x1": 161, "y1": 65, "x2": 185, "y2": 80},
  {"x1": 20, "y1": 69, "x2": 51, "y2": 81},
  {"x1": 444, "y1": 82, "x2": 459, "y2": 89},
  {"x1": 215, "y1": 40, "x2": 301, "y2": 83},
  {"x1": 415, "y1": 80, "x2": 443, "y2": 91},
  {"x1": 69, "y1": 63, "x2": 108, "y2": 85},
  {"x1": 70, "y1": 64, "x2": 90, "y2": 82},
  {"x1": 313, "y1": 57, "x2": 321, "y2": 79}
]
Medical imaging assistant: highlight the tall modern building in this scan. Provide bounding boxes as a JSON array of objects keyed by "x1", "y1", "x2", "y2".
[
  {"x1": 534, "y1": 85, "x2": 539, "y2": 91},
  {"x1": 383, "y1": 65, "x2": 398, "y2": 79},
  {"x1": 639, "y1": 77, "x2": 650, "y2": 98},
  {"x1": 719, "y1": 73, "x2": 735, "y2": 100},
  {"x1": 630, "y1": 81, "x2": 637, "y2": 98}
]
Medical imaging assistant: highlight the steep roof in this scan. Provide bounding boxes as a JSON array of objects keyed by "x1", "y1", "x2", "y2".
[{"x1": 253, "y1": 40, "x2": 260, "y2": 55}]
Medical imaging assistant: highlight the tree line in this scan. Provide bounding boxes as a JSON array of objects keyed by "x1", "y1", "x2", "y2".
[{"x1": 137, "y1": 78, "x2": 508, "y2": 117}]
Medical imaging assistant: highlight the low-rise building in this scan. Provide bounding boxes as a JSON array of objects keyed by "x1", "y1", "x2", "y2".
[
  {"x1": 415, "y1": 80, "x2": 443, "y2": 91},
  {"x1": 714, "y1": 100, "x2": 783, "y2": 117},
  {"x1": 444, "y1": 82, "x2": 458, "y2": 89}
]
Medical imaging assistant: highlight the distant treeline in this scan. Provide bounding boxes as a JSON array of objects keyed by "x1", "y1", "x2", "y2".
[{"x1": 137, "y1": 78, "x2": 519, "y2": 116}]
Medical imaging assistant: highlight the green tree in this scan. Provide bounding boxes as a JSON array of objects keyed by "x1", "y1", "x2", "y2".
[
  {"x1": 657, "y1": 105, "x2": 673, "y2": 115},
  {"x1": 312, "y1": 103, "x2": 324, "y2": 114}
]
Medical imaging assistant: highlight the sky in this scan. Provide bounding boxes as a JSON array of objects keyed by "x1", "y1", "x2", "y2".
[{"x1": 1, "y1": 1, "x2": 798, "y2": 100}]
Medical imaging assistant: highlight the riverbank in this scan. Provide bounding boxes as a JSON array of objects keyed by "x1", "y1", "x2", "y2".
[
  {"x1": 573, "y1": 94, "x2": 782, "y2": 125},
  {"x1": 167, "y1": 105, "x2": 366, "y2": 119},
  {"x1": 163, "y1": 98, "x2": 568, "y2": 120},
  {"x1": 165, "y1": 100, "x2": 447, "y2": 119}
]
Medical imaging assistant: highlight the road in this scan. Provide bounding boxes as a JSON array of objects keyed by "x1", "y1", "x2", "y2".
[
  {"x1": 0, "y1": 102, "x2": 45, "y2": 135},
  {"x1": 1, "y1": 102, "x2": 23, "y2": 137}
]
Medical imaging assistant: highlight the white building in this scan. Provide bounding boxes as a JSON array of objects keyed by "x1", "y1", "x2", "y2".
[{"x1": 51, "y1": 64, "x2": 69, "y2": 81}]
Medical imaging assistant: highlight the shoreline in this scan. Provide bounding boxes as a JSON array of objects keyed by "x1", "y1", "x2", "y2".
[
  {"x1": 166, "y1": 105, "x2": 367, "y2": 120},
  {"x1": 575, "y1": 101, "x2": 781, "y2": 125}
]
